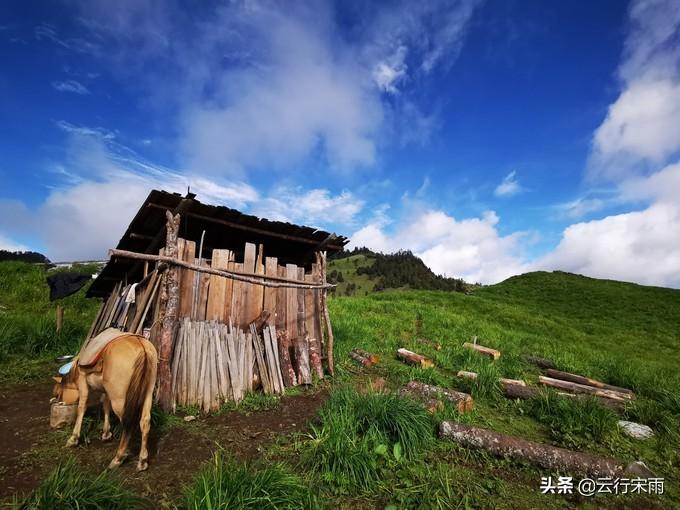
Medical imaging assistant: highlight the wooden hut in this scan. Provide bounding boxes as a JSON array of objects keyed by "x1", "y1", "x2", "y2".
[{"x1": 85, "y1": 190, "x2": 348, "y2": 411}]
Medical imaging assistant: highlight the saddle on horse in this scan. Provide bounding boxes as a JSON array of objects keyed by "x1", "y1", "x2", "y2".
[{"x1": 79, "y1": 328, "x2": 126, "y2": 368}]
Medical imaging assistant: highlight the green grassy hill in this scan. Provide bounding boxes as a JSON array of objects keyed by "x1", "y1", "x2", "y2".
[
  {"x1": 328, "y1": 250, "x2": 468, "y2": 296},
  {"x1": 330, "y1": 271, "x2": 680, "y2": 507}
]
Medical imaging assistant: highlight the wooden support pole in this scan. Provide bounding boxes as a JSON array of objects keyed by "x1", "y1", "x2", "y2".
[
  {"x1": 158, "y1": 211, "x2": 180, "y2": 411},
  {"x1": 56, "y1": 304, "x2": 64, "y2": 333},
  {"x1": 318, "y1": 251, "x2": 335, "y2": 376},
  {"x1": 439, "y1": 421, "x2": 626, "y2": 477},
  {"x1": 109, "y1": 249, "x2": 335, "y2": 290}
]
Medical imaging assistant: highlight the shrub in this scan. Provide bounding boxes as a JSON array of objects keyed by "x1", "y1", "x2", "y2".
[{"x1": 180, "y1": 451, "x2": 319, "y2": 510}]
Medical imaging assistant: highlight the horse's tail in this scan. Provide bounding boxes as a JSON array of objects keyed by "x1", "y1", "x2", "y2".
[{"x1": 121, "y1": 342, "x2": 152, "y2": 433}]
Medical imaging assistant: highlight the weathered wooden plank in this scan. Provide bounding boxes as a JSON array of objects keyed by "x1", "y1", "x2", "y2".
[
  {"x1": 297, "y1": 267, "x2": 307, "y2": 339},
  {"x1": 241, "y1": 243, "x2": 257, "y2": 328},
  {"x1": 196, "y1": 260, "x2": 211, "y2": 321},
  {"x1": 275, "y1": 265, "x2": 286, "y2": 331},
  {"x1": 264, "y1": 257, "x2": 278, "y2": 325},
  {"x1": 311, "y1": 263, "x2": 323, "y2": 356},
  {"x1": 286, "y1": 264, "x2": 298, "y2": 341},
  {"x1": 230, "y1": 262, "x2": 244, "y2": 328},
  {"x1": 206, "y1": 249, "x2": 231, "y2": 321},
  {"x1": 179, "y1": 239, "x2": 196, "y2": 318},
  {"x1": 224, "y1": 254, "x2": 234, "y2": 322},
  {"x1": 249, "y1": 244, "x2": 265, "y2": 325}
]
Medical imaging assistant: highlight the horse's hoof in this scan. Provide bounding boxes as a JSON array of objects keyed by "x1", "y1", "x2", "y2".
[
  {"x1": 108, "y1": 458, "x2": 122, "y2": 470},
  {"x1": 66, "y1": 436, "x2": 78, "y2": 447},
  {"x1": 136, "y1": 460, "x2": 148, "y2": 472},
  {"x1": 101, "y1": 431, "x2": 112, "y2": 441}
]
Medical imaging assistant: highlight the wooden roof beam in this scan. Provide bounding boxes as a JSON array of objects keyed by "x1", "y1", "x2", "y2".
[{"x1": 146, "y1": 202, "x2": 345, "y2": 250}]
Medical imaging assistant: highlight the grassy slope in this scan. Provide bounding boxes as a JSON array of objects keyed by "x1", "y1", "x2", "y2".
[
  {"x1": 4, "y1": 263, "x2": 680, "y2": 508},
  {"x1": 329, "y1": 271, "x2": 680, "y2": 508},
  {"x1": 0, "y1": 261, "x2": 101, "y2": 383},
  {"x1": 328, "y1": 254, "x2": 376, "y2": 296}
]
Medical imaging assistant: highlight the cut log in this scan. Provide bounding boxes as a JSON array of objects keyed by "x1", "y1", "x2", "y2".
[
  {"x1": 523, "y1": 355, "x2": 556, "y2": 370},
  {"x1": 501, "y1": 381, "x2": 626, "y2": 411},
  {"x1": 294, "y1": 335, "x2": 312, "y2": 385},
  {"x1": 397, "y1": 348, "x2": 434, "y2": 369},
  {"x1": 499, "y1": 378, "x2": 526, "y2": 387},
  {"x1": 545, "y1": 369, "x2": 635, "y2": 396},
  {"x1": 439, "y1": 421, "x2": 626, "y2": 477},
  {"x1": 350, "y1": 351, "x2": 375, "y2": 367},
  {"x1": 400, "y1": 381, "x2": 473, "y2": 413},
  {"x1": 308, "y1": 336, "x2": 324, "y2": 379},
  {"x1": 352, "y1": 349, "x2": 379, "y2": 365},
  {"x1": 539, "y1": 376, "x2": 635, "y2": 401},
  {"x1": 457, "y1": 370, "x2": 478, "y2": 380},
  {"x1": 277, "y1": 329, "x2": 298, "y2": 387},
  {"x1": 463, "y1": 342, "x2": 501, "y2": 360}
]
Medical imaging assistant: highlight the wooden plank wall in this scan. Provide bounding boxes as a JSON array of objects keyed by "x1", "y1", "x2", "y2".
[{"x1": 174, "y1": 238, "x2": 324, "y2": 349}]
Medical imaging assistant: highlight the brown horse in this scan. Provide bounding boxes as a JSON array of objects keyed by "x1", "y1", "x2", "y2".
[{"x1": 53, "y1": 334, "x2": 158, "y2": 471}]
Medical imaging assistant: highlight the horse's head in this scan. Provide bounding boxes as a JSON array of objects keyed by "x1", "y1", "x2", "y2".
[{"x1": 52, "y1": 364, "x2": 80, "y2": 404}]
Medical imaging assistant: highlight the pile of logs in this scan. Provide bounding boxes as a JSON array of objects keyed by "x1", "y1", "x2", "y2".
[
  {"x1": 349, "y1": 349, "x2": 379, "y2": 367},
  {"x1": 171, "y1": 317, "x2": 322, "y2": 412}
]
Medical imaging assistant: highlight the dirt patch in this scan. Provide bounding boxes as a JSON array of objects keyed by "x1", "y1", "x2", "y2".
[
  {"x1": 0, "y1": 383, "x2": 53, "y2": 498},
  {"x1": 0, "y1": 383, "x2": 327, "y2": 505}
]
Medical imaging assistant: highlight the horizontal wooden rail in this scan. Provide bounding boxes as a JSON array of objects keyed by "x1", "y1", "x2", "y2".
[{"x1": 108, "y1": 249, "x2": 335, "y2": 290}]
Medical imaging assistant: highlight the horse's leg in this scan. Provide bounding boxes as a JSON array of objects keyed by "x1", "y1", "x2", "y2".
[
  {"x1": 108, "y1": 398, "x2": 129, "y2": 469},
  {"x1": 135, "y1": 393, "x2": 153, "y2": 471},
  {"x1": 66, "y1": 372, "x2": 89, "y2": 447},
  {"x1": 101, "y1": 394, "x2": 113, "y2": 441}
]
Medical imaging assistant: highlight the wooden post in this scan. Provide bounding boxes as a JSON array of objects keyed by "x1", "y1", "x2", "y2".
[
  {"x1": 158, "y1": 211, "x2": 181, "y2": 411},
  {"x1": 56, "y1": 304, "x2": 64, "y2": 333},
  {"x1": 318, "y1": 251, "x2": 335, "y2": 376}
]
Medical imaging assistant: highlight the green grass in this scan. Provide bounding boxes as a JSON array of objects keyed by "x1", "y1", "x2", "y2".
[
  {"x1": 9, "y1": 459, "x2": 144, "y2": 510},
  {"x1": 328, "y1": 255, "x2": 376, "y2": 296},
  {"x1": 0, "y1": 261, "x2": 100, "y2": 383},
  {"x1": 301, "y1": 388, "x2": 435, "y2": 494},
  {"x1": 179, "y1": 451, "x2": 320, "y2": 510}
]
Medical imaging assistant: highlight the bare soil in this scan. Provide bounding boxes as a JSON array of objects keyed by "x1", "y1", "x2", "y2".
[{"x1": 0, "y1": 383, "x2": 327, "y2": 505}]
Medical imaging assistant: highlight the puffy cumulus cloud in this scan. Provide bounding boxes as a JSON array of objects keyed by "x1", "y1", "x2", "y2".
[
  {"x1": 250, "y1": 188, "x2": 364, "y2": 227},
  {"x1": 537, "y1": 201, "x2": 680, "y2": 288},
  {"x1": 494, "y1": 171, "x2": 522, "y2": 197},
  {"x1": 350, "y1": 209, "x2": 530, "y2": 284},
  {"x1": 0, "y1": 128, "x2": 361, "y2": 261},
  {"x1": 589, "y1": 0, "x2": 680, "y2": 179}
]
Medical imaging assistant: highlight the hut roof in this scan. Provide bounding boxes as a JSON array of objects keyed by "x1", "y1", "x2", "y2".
[{"x1": 87, "y1": 189, "x2": 349, "y2": 297}]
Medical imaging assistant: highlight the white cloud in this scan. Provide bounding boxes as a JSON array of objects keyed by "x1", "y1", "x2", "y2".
[
  {"x1": 554, "y1": 196, "x2": 610, "y2": 219},
  {"x1": 350, "y1": 209, "x2": 530, "y2": 284},
  {"x1": 373, "y1": 46, "x2": 408, "y2": 94},
  {"x1": 537, "y1": 201, "x2": 680, "y2": 288},
  {"x1": 588, "y1": 0, "x2": 680, "y2": 180},
  {"x1": 494, "y1": 170, "x2": 522, "y2": 197},
  {"x1": 0, "y1": 234, "x2": 28, "y2": 252},
  {"x1": 52, "y1": 80, "x2": 90, "y2": 94}
]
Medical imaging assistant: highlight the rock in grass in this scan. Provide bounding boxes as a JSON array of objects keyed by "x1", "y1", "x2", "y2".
[
  {"x1": 184, "y1": 415, "x2": 197, "y2": 422},
  {"x1": 618, "y1": 420, "x2": 654, "y2": 439}
]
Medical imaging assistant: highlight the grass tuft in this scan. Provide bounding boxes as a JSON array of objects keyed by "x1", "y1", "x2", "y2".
[
  {"x1": 180, "y1": 451, "x2": 320, "y2": 509},
  {"x1": 9, "y1": 458, "x2": 143, "y2": 510}
]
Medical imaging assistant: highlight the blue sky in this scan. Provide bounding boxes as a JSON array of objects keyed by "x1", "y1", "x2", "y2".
[{"x1": 1, "y1": 0, "x2": 679, "y2": 287}]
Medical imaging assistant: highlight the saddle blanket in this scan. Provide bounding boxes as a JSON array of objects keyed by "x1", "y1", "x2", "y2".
[{"x1": 79, "y1": 327, "x2": 125, "y2": 368}]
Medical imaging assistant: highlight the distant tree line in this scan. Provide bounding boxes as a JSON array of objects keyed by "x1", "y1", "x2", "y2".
[
  {"x1": 0, "y1": 250, "x2": 50, "y2": 264},
  {"x1": 357, "y1": 250, "x2": 467, "y2": 292}
]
